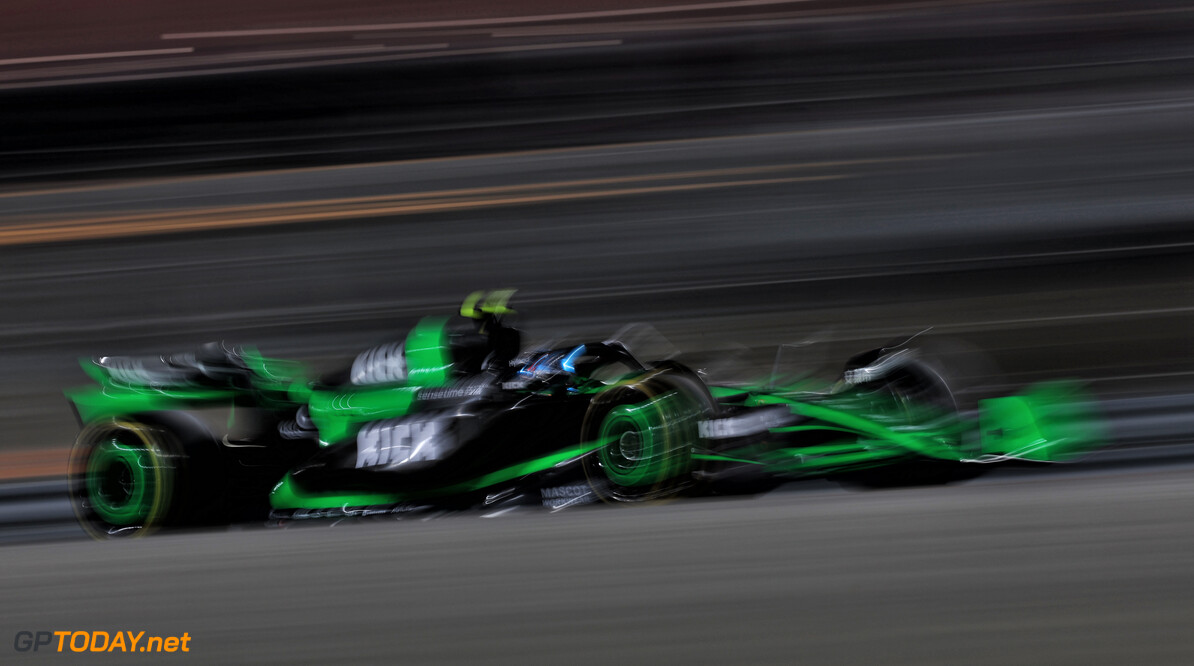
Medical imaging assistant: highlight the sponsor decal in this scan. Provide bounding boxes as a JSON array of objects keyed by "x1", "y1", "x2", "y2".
[
  {"x1": 13, "y1": 631, "x2": 190, "y2": 653},
  {"x1": 843, "y1": 348, "x2": 914, "y2": 385},
  {"x1": 699, "y1": 406, "x2": 794, "y2": 439},
  {"x1": 273, "y1": 503, "x2": 431, "y2": 521},
  {"x1": 356, "y1": 417, "x2": 455, "y2": 469},
  {"x1": 350, "y1": 342, "x2": 407, "y2": 386},
  {"x1": 417, "y1": 383, "x2": 488, "y2": 402},
  {"x1": 539, "y1": 484, "x2": 595, "y2": 510}
]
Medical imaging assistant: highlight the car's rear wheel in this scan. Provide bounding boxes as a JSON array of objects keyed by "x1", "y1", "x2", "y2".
[{"x1": 69, "y1": 420, "x2": 183, "y2": 539}]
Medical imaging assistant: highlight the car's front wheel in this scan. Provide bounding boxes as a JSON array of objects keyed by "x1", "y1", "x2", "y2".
[
  {"x1": 836, "y1": 363, "x2": 981, "y2": 488},
  {"x1": 581, "y1": 366, "x2": 715, "y2": 503}
]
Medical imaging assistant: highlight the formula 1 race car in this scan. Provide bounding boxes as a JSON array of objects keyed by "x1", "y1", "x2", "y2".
[{"x1": 65, "y1": 291, "x2": 1103, "y2": 538}]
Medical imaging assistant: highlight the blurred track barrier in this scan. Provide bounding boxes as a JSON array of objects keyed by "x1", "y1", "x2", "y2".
[
  {"x1": 0, "y1": 453, "x2": 73, "y2": 541},
  {"x1": 0, "y1": 478, "x2": 72, "y2": 526},
  {"x1": 1101, "y1": 393, "x2": 1194, "y2": 445},
  {"x1": 0, "y1": 447, "x2": 68, "y2": 480}
]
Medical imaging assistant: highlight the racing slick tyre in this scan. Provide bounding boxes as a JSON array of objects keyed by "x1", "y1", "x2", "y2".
[
  {"x1": 834, "y1": 361, "x2": 982, "y2": 489},
  {"x1": 581, "y1": 364, "x2": 716, "y2": 503},
  {"x1": 68, "y1": 419, "x2": 214, "y2": 539}
]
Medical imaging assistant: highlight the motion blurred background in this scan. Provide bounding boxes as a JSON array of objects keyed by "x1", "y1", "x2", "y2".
[
  {"x1": 1, "y1": 1, "x2": 1192, "y2": 661},
  {"x1": 1, "y1": 0, "x2": 1191, "y2": 466}
]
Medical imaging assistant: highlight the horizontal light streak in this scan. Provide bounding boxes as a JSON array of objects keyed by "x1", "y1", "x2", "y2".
[
  {"x1": 160, "y1": 0, "x2": 813, "y2": 39},
  {"x1": 0, "y1": 44, "x2": 449, "y2": 82},
  {"x1": 0, "y1": 48, "x2": 194, "y2": 67},
  {"x1": 0, "y1": 41, "x2": 620, "y2": 90},
  {"x1": 0, "y1": 167, "x2": 844, "y2": 246}
]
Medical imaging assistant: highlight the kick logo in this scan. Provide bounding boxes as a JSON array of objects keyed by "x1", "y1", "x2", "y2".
[{"x1": 356, "y1": 416, "x2": 456, "y2": 469}]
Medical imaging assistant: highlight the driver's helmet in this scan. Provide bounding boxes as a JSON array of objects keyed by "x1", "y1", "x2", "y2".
[{"x1": 457, "y1": 290, "x2": 521, "y2": 370}]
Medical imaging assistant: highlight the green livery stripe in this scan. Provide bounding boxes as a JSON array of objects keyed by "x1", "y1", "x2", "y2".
[
  {"x1": 437, "y1": 439, "x2": 607, "y2": 495},
  {"x1": 770, "y1": 425, "x2": 859, "y2": 436},
  {"x1": 270, "y1": 439, "x2": 609, "y2": 510},
  {"x1": 751, "y1": 395, "x2": 962, "y2": 461},
  {"x1": 269, "y1": 475, "x2": 406, "y2": 510},
  {"x1": 405, "y1": 316, "x2": 453, "y2": 387},
  {"x1": 66, "y1": 385, "x2": 239, "y2": 424},
  {"x1": 761, "y1": 448, "x2": 907, "y2": 473},
  {"x1": 690, "y1": 453, "x2": 764, "y2": 465}
]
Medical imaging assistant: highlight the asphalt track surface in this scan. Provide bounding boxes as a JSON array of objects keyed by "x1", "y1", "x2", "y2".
[
  {"x1": 4, "y1": 463, "x2": 1194, "y2": 664},
  {"x1": 1, "y1": 0, "x2": 1193, "y2": 661}
]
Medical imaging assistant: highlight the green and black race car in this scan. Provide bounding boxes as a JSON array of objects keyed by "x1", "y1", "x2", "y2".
[{"x1": 65, "y1": 291, "x2": 1103, "y2": 538}]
